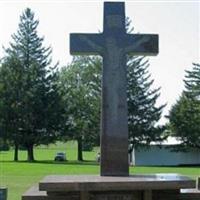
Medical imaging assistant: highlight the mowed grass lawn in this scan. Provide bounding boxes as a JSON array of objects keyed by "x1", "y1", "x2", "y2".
[{"x1": 0, "y1": 141, "x2": 200, "y2": 200}]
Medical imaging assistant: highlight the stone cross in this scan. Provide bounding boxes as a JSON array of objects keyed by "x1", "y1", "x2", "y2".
[{"x1": 70, "y1": 2, "x2": 158, "y2": 176}]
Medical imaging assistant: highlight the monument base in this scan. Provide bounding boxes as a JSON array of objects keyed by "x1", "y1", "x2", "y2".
[{"x1": 22, "y1": 174, "x2": 200, "y2": 200}]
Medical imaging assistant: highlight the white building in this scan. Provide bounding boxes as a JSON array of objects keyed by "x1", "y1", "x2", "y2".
[{"x1": 131, "y1": 137, "x2": 200, "y2": 166}]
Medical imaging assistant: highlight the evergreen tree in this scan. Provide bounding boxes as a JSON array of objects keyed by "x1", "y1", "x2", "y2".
[
  {"x1": 184, "y1": 63, "x2": 200, "y2": 99},
  {"x1": 1, "y1": 8, "x2": 62, "y2": 161},
  {"x1": 127, "y1": 56, "x2": 165, "y2": 150},
  {"x1": 169, "y1": 63, "x2": 200, "y2": 149},
  {"x1": 125, "y1": 18, "x2": 165, "y2": 149}
]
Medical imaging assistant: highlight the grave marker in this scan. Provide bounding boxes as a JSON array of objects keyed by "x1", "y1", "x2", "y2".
[{"x1": 70, "y1": 2, "x2": 158, "y2": 176}]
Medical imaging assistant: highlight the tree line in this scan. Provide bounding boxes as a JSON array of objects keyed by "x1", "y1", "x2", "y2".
[{"x1": 0, "y1": 8, "x2": 199, "y2": 162}]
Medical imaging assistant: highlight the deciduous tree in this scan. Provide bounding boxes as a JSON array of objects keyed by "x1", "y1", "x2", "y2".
[{"x1": 58, "y1": 56, "x2": 101, "y2": 161}]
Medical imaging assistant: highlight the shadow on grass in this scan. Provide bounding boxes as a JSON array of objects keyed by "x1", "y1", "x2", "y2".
[
  {"x1": 1, "y1": 160, "x2": 199, "y2": 167},
  {"x1": 0, "y1": 159, "x2": 100, "y2": 166}
]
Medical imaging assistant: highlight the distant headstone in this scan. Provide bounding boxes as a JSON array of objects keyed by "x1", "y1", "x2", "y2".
[
  {"x1": 70, "y1": 2, "x2": 158, "y2": 176},
  {"x1": 0, "y1": 188, "x2": 7, "y2": 200}
]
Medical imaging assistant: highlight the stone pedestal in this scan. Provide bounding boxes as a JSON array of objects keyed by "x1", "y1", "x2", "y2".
[{"x1": 22, "y1": 174, "x2": 199, "y2": 200}]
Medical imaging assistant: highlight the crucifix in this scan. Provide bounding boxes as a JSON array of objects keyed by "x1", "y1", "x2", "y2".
[{"x1": 70, "y1": 2, "x2": 158, "y2": 176}]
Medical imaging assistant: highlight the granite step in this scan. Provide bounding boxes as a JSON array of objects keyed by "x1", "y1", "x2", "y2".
[
  {"x1": 22, "y1": 186, "x2": 78, "y2": 200},
  {"x1": 22, "y1": 186, "x2": 200, "y2": 200},
  {"x1": 22, "y1": 175, "x2": 200, "y2": 200},
  {"x1": 22, "y1": 186, "x2": 46, "y2": 200},
  {"x1": 39, "y1": 174, "x2": 196, "y2": 192}
]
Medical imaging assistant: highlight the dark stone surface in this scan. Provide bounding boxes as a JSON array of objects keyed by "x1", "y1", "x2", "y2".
[
  {"x1": 39, "y1": 174, "x2": 195, "y2": 192},
  {"x1": 23, "y1": 187, "x2": 200, "y2": 200},
  {"x1": 23, "y1": 174, "x2": 198, "y2": 200},
  {"x1": 91, "y1": 191, "x2": 142, "y2": 200},
  {"x1": 70, "y1": 2, "x2": 158, "y2": 176}
]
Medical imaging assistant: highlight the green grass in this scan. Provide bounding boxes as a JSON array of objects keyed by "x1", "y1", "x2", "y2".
[{"x1": 0, "y1": 141, "x2": 199, "y2": 200}]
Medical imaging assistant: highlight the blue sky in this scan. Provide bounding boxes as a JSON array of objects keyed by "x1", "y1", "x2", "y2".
[{"x1": 0, "y1": 0, "x2": 199, "y2": 124}]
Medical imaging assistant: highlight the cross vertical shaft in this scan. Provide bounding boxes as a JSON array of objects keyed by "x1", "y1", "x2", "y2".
[
  {"x1": 100, "y1": 2, "x2": 129, "y2": 176},
  {"x1": 101, "y1": 53, "x2": 129, "y2": 176}
]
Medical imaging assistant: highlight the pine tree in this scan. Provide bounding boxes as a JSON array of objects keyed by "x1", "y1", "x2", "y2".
[
  {"x1": 1, "y1": 8, "x2": 62, "y2": 161},
  {"x1": 127, "y1": 56, "x2": 165, "y2": 150},
  {"x1": 184, "y1": 63, "x2": 200, "y2": 100},
  {"x1": 127, "y1": 18, "x2": 165, "y2": 149},
  {"x1": 169, "y1": 63, "x2": 200, "y2": 149}
]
